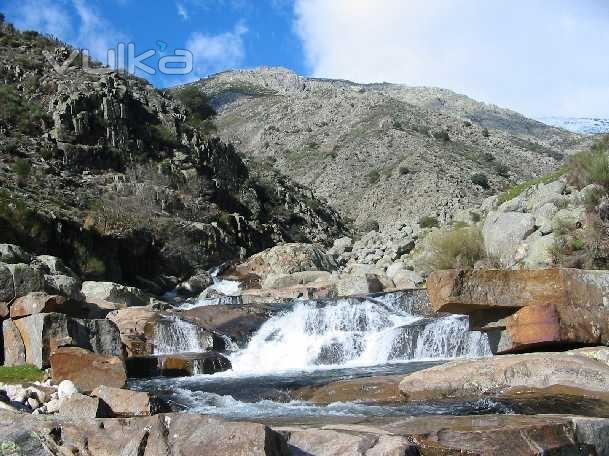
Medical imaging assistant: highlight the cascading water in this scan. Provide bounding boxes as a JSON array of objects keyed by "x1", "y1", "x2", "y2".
[
  {"x1": 154, "y1": 316, "x2": 211, "y2": 355},
  {"x1": 228, "y1": 294, "x2": 491, "y2": 374},
  {"x1": 180, "y1": 267, "x2": 242, "y2": 309}
]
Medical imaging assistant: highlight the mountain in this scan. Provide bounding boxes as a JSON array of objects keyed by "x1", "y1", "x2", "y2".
[
  {"x1": 0, "y1": 23, "x2": 346, "y2": 290},
  {"x1": 537, "y1": 117, "x2": 609, "y2": 135},
  {"x1": 183, "y1": 67, "x2": 590, "y2": 231}
]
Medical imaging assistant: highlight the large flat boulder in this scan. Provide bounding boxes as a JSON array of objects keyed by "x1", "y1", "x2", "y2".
[
  {"x1": 81, "y1": 281, "x2": 148, "y2": 312},
  {"x1": 427, "y1": 268, "x2": 609, "y2": 353},
  {"x1": 399, "y1": 348, "x2": 609, "y2": 402},
  {"x1": 482, "y1": 211, "x2": 536, "y2": 265},
  {"x1": 91, "y1": 385, "x2": 160, "y2": 417},
  {"x1": 9, "y1": 313, "x2": 123, "y2": 368},
  {"x1": 106, "y1": 307, "x2": 161, "y2": 356},
  {"x1": 51, "y1": 347, "x2": 127, "y2": 392},
  {"x1": 0, "y1": 411, "x2": 288, "y2": 455}
]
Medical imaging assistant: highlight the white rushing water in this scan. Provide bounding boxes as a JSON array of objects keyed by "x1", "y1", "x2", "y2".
[
  {"x1": 180, "y1": 267, "x2": 242, "y2": 310},
  {"x1": 154, "y1": 316, "x2": 210, "y2": 355},
  {"x1": 228, "y1": 295, "x2": 491, "y2": 375}
]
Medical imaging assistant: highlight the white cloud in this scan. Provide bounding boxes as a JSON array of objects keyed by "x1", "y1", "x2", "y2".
[
  {"x1": 72, "y1": 0, "x2": 128, "y2": 62},
  {"x1": 177, "y1": 2, "x2": 189, "y2": 20},
  {"x1": 6, "y1": 0, "x2": 72, "y2": 39},
  {"x1": 294, "y1": 0, "x2": 609, "y2": 117},
  {"x1": 186, "y1": 22, "x2": 248, "y2": 77}
]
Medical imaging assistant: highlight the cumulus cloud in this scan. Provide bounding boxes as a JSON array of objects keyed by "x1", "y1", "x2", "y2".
[
  {"x1": 186, "y1": 22, "x2": 248, "y2": 77},
  {"x1": 6, "y1": 0, "x2": 72, "y2": 39},
  {"x1": 294, "y1": 0, "x2": 609, "y2": 117}
]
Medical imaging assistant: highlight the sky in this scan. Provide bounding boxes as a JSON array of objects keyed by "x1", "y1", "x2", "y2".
[{"x1": 2, "y1": 0, "x2": 609, "y2": 118}]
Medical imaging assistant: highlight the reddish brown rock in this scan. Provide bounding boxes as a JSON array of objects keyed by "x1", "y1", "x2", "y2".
[
  {"x1": 10, "y1": 293, "x2": 67, "y2": 319},
  {"x1": 293, "y1": 375, "x2": 404, "y2": 405},
  {"x1": 106, "y1": 307, "x2": 160, "y2": 357},
  {"x1": 2, "y1": 319, "x2": 26, "y2": 366},
  {"x1": 51, "y1": 347, "x2": 127, "y2": 392},
  {"x1": 157, "y1": 351, "x2": 231, "y2": 377},
  {"x1": 427, "y1": 268, "x2": 609, "y2": 353}
]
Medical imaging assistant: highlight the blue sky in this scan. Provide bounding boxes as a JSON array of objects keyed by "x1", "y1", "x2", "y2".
[{"x1": 3, "y1": 0, "x2": 609, "y2": 118}]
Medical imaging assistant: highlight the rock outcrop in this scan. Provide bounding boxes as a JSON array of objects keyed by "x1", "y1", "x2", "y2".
[{"x1": 427, "y1": 268, "x2": 609, "y2": 353}]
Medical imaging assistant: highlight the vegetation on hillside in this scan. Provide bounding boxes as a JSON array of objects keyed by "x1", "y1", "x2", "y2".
[{"x1": 0, "y1": 365, "x2": 44, "y2": 384}]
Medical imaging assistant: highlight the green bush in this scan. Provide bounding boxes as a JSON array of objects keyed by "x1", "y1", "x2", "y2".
[
  {"x1": 419, "y1": 215, "x2": 439, "y2": 229},
  {"x1": 0, "y1": 84, "x2": 51, "y2": 133},
  {"x1": 471, "y1": 173, "x2": 490, "y2": 189},
  {"x1": 174, "y1": 85, "x2": 216, "y2": 120},
  {"x1": 433, "y1": 130, "x2": 450, "y2": 142},
  {"x1": 3, "y1": 141, "x2": 18, "y2": 155},
  {"x1": 424, "y1": 226, "x2": 486, "y2": 270},
  {"x1": 367, "y1": 169, "x2": 380, "y2": 184},
  {"x1": 398, "y1": 165, "x2": 410, "y2": 176},
  {"x1": 482, "y1": 128, "x2": 490, "y2": 138},
  {"x1": 13, "y1": 158, "x2": 32, "y2": 186},
  {"x1": 359, "y1": 218, "x2": 379, "y2": 233},
  {"x1": 494, "y1": 163, "x2": 510, "y2": 178},
  {"x1": 568, "y1": 147, "x2": 609, "y2": 190}
]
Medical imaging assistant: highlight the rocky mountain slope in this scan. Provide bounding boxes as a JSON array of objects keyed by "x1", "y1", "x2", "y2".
[
  {"x1": 185, "y1": 67, "x2": 590, "y2": 231},
  {"x1": 0, "y1": 22, "x2": 346, "y2": 290}
]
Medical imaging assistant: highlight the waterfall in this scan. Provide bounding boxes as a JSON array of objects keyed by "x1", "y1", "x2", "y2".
[
  {"x1": 229, "y1": 294, "x2": 490, "y2": 374},
  {"x1": 154, "y1": 317, "x2": 212, "y2": 355}
]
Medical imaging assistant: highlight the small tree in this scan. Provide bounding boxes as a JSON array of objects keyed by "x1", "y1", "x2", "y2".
[
  {"x1": 419, "y1": 215, "x2": 439, "y2": 229},
  {"x1": 433, "y1": 130, "x2": 450, "y2": 142},
  {"x1": 13, "y1": 159, "x2": 31, "y2": 186},
  {"x1": 471, "y1": 173, "x2": 490, "y2": 189},
  {"x1": 482, "y1": 128, "x2": 490, "y2": 138},
  {"x1": 367, "y1": 169, "x2": 380, "y2": 184},
  {"x1": 494, "y1": 163, "x2": 510, "y2": 178}
]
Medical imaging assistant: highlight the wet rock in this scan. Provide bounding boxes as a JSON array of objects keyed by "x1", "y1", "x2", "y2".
[
  {"x1": 241, "y1": 284, "x2": 334, "y2": 303},
  {"x1": 91, "y1": 385, "x2": 159, "y2": 417},
  {"x1": 0, "y1": 244, "x2": 32, "y2": 264},
  {"x1": 2, "y1": 319, "x2": 26, "y2": 366},
  {"x1": 81, "y1": 281, "x2": 148, "y2": 311},
  {"x1": 59, "y1": 393, "x2": 111, "y2": 419},
  {"x1": 50, "y1": 347, "x2": 127, "y2": 392},
  {"x1": 177, "y1": 270, "x2": 213, "y2": 295},
  {"x1": 261, "y1": 271, "x2": 332, "y2": 289},
  {"x1": 126, "y1": 352, "x2": 231, "y2": 378},
  {"x1": 293, "y1": 375, "x2": 404, "y2": 405},
  {"x1": 106, "y1": 307, "x2": 161, "y2": 357},
  {"x1": 9, "y1": 293, "x2": 68, "y2": 318},
  {"x1": 427, "y1": 269, "x2": 609, "y2": 353},
  {"x1": 399, "y1": 349, "x2": 609, "y2": 402}
]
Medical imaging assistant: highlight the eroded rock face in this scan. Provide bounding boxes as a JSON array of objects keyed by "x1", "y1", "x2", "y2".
[
  {"x1": 427, "y1": 268, "x2": 609, "y2": 353},
  {"x1": 51, "y1": 347, "x2": 127, "y2": 392},
  {"x1": 399, "y1": 348, "x2": 609, "y2": 401}
]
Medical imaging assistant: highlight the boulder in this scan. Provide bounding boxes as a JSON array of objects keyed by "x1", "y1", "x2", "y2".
[
  {"x1": 32, "y1": 255, "x2": 77, "y2": 277},
  {"x1": 59, "y1": 392, "x2": 111, "y2": 419},
  {"x1": 261, "y1": 271, "x2": 332, "y2": 289},
  {"x1": 2, "y1": 319, "x2": 26, "y2": 366},
  {"x1": 520, "y1": 232, "x2": 554, "y2": 268},
  {"x1": 44, "y1": 274, "x2": 84, "y2": 302},
  {"x1": 336, "y1": 273, "x2": 384, "y2": 296},
  {"x1": 0, "y1": 301, "x2": 8, "y2": 319},
  {"x1": 81, "y1": 281, "x2": 148, "y2": 311},
  {"x1": 0, "y1": 244, "x2": 32, "y2": 264},
  {"x1": 3, "y1": 263, "x2": 45, "y2": 299},
  {"x1": 232, "y1": 243, "x2": 337, "y2": 279},
  {"x1": 9, "y1": 293, "x2": 68, "y2": 318},
  {"x1": 177, "y1": 270, "x2": 213, "y2": 295},
  {"x1": 8, "y1": 313, "x2": 123, "y2": 368},
  {"x1": 525, "y1": 179, "x2": 567, "y2": 211},
  {"x1": 240, "y1": 284, "x2": 334, "y2": 304},
  {"x1": 0, "y1": 263, "x2": 14, "y2": 302},
  {"x1": 482, "y1": 211, "x2": 536, "y2": 265},
  {"x1": 57, "y1": 380, "x2": 79, "y2": 399},
  {"x1": 106, "y1": 307, "x2": 161, "y2": 357},
  {"x1": 0, "y1": 411, "x2": 289, "y2": 455},
  {"x1": 293, "y1": 374, "x2": 404, "y2": 405},
  {"x1": 427, "y1": 269, "x2": 609, "y2": 352},
  {"x1": 399, "y1": 349, "x2": 609, "y2": 401},
  {"x1": 51, "y1": 347, "x2": 127, "y2": 392},
  {"x1": 91, "y1": 385, "x2": 158, "y2": 417},
  {"x1": 328, "y1": 236, "x2": 353, "y2": 255},
  {"x1": 391, "y1": 270, "x2": 423, "y2": 289}
]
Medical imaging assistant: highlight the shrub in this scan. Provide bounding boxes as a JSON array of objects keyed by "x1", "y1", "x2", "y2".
[
  {"x1": 481, "y1": 152, "x2": 495, "y2": 162},
  {"x1": 463, "y1": 120, "x2": 472, "y2": 127},
  {"x1": 398, "y1": 165, "x2": 410, "y2": 176},
  {"x1": 433, "y1": 130, "x2": 450, "y2": 142},
  {"x1": 3, "y1": 141, "x2": 18, "y2": 155},
  {"x1": 0, "y1": 84, "x2": 51, "y2": 133},
  {"x1": 568, "y1": 147, "x2": 609, "y2": 190},
  {"x1": 359, "y1": 218, "x2": 379, "y2": 233},
  {"x1": 13, "y1": 158, "x2": 31, "y2": 186},
  {"x1": 482, "y1": 128, "x2": 490, "y2": 138},
  {"x1": 419, "y1": 215, "x2": 439, "y2": 229},
  {"x1": 494, "y1": 163, "x2": 510, "y2": 178},
  {"x1": 392, "y1": 119, "x2": 403, "y2": 130},
  {"x1": 470, "y1": 211, "x2": 482, "y2": 223},
  {"x1": 174, "y1": 85, "x2": 216, "y2": 120},
  {"x1": 367, "y1": 169, "x2": 380, "y2": 184},
  {"x1": 424, "y1": 226, "x2": 486, "y2": 270},
  {"x1": 471, "y1": 173, "x2": 490, "y2": 189}
]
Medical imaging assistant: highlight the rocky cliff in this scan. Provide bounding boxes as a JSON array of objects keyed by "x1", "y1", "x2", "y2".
[
  {"x1": 0, "y1": 22, "x2": 346, "y2": 290},
  {"x1": 186, "y1": 67, "x2": 591, "y2": 232}
]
